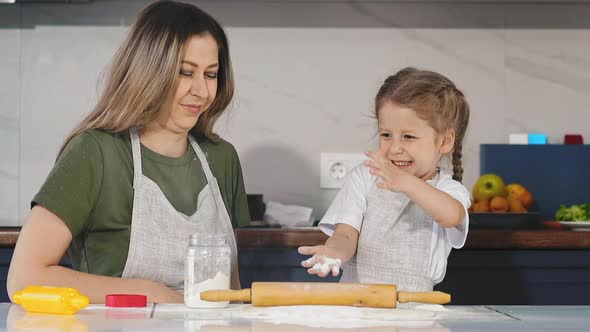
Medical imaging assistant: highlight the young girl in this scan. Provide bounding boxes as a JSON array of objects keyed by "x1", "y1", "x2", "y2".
[{"x1": 299, "y1": 67, "x2": 471, "y2": 292}]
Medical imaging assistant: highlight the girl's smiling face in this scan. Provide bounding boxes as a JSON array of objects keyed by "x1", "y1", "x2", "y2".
[{"x1": 377, "y1": 102, "x2": 454, "y2": 181}]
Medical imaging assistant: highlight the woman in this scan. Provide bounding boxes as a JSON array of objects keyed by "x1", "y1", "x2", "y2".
[{"x1": 7, "y1": 0, "x2": 250, "y2": 303}]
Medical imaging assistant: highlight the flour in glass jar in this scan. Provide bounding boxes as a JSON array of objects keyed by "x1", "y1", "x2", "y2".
[{"x1": 185, "y1": 271, "x2": 230, "y2": 308}]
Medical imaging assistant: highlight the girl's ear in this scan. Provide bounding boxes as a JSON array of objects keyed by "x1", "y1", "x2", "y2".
[{"x1": 440, "y1": 129, "x2": 455, "y2": 154}]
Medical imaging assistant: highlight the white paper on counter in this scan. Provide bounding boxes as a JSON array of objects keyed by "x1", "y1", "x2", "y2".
[{"x1": 263, "y1": 201, "x2": 314, "y2": 227}]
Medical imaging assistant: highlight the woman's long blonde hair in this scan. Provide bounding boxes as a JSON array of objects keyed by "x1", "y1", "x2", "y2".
[
  {"x1": 58, "y1": 0, "x2": 234, "y2": 157},
  {"x1": 375, "y1": 67, "x2": 470, "y2": 182}
]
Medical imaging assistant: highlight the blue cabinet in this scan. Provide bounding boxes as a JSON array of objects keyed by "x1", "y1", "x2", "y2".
[
  {"x1": 436, "y1": 249, "x2": 590, "y2": 305},
  {"x1": 3, "y1": 247, "x2": 589, "y2": 304},
  {"x1": 238, "y1": 248, "x2": 340, "y2": 287},
  {"x1": 480, "y1": 144, "x2": 590, "y2": 221},
  {"x1": 0, "y1": 249, "x2": 11, "y2": 302},
  {"x1": 239, "y1": 248, "x2": 590, "y2": 305}
]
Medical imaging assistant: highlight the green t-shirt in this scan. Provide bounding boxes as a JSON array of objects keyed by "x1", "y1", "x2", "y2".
[{"x1": 33, "y1": 129, "x2": 250, "y2": 277}]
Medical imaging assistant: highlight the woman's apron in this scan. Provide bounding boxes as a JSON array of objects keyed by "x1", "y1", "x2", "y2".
[{"x1": 120, "y1": 128, "x2": 237, "y2": 290}]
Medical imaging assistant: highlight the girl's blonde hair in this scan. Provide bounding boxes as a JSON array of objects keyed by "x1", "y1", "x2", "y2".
[
  {"x1": 375, "y1": 67, "x2": 470, "y2": 182},
  {"x1": 58, "y1": 0, "x2": 234, "y2": 156}
]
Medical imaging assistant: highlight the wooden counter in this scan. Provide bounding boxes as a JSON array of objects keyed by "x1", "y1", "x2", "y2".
[
  {"x1": 235, "y1": 228, "x2": 590, "y2": 249},
  {"x1": 0, "y1": 228, "x2": 19, "y2": 247},
  {"x1": 3, "y1": 227, "x2": 590, "y2": 249}
]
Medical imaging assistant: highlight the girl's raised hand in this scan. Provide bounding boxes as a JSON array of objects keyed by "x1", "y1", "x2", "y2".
[
  {"x1": 298, "y1": 245, "x2": 342, "y2": 277},
  {"x1": 365, "y1": 150, "x2": 409, "y2": 193}
]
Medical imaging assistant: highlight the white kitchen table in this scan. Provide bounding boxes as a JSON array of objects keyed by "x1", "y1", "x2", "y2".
[{"x1": 1, "y1": 303, "x2": 589, "y2": 331}]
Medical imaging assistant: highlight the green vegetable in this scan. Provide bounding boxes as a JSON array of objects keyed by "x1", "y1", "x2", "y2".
[{"x1": 555, "y1": 203, "x2": 590, "y2": 221}]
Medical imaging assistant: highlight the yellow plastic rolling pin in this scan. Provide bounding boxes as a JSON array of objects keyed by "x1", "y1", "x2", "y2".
[{"x1": 13, "y1": 286, "x2": 90, "y2": 315}]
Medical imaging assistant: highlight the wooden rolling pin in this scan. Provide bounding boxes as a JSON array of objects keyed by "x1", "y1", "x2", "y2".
[{"x1": 200, "y1": 282, "x2": 450, "y2": 308}]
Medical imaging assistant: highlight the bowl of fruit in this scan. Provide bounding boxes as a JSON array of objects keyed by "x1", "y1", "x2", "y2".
[{"x1": 468, "y1": 174, "x2": 542, "y2": 229}]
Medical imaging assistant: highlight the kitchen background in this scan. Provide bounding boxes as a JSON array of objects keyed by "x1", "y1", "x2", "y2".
[{"x1": 1, "y1": 0, "x2": 590, "y2": 227}]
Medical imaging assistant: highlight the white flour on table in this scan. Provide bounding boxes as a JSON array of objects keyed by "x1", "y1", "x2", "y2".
[
  {"x1": 414, "y1": 304, "x2": 449, "y2": 312},
  {"x1": 238, "y1": 305, "x2": 437, "y2": 329}
]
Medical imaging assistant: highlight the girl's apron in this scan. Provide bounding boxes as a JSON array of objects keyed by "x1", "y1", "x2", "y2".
[{"x1": 340, "y1": 174, "x2": 440, "y2": 292}]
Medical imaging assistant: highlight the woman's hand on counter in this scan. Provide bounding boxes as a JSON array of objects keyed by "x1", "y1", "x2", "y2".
[
  {"x1": 148, "y1": 280, "x2": 184, "y2": 303},
  {"x1": 7, "y1": 206, "x2": 186, "y2": 304}
]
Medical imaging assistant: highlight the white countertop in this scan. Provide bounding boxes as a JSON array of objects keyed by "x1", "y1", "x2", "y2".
[{"x1": 1, "y1": 303, "x2": 589, "y2": 331}]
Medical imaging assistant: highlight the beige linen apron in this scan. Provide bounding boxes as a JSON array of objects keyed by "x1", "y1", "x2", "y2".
[
  {"x1": 121, "y1": 128, "x2": 237, "y2": 290},
  {"x1": 340, "y1": 174, "x2": 440, "y2": 292}
]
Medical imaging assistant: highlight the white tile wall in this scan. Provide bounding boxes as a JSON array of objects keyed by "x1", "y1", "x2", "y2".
[
  {"x1": 19, "y1": 24, "x2": 125, "y2": 224},
  {"x1": 219, "y1": 28, "x2": 507, "y2": 216},
  {"x1": 0, "y1": 7, "x2": 20, "y2": 226},
  {"x1": 1, "y1": 2, "x2": 589, "y2": 225},
  {"x1": 504, "y1": 30, "x2": 590, "y2": 142}
]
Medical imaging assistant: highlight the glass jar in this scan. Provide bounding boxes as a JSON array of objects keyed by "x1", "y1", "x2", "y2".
[{"x1": 184, "y1": 233, "x2": 231, "y2": 308}]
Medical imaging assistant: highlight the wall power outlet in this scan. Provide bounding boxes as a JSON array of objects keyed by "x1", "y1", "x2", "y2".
[{"x1": 320, "y1": 153, "x2": 366, "y2": 189}]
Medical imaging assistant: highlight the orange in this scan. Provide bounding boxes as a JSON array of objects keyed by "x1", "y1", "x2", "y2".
[
  {"x1": 490, "y1": 196, "x2": 509, "y2": 213},
  {"x1": 508, "y1": 196, "x2": 527, "y2": 212},
  {"x1": 472, "y1": 198, "x2": 490, "y2": 213},
  {"x1": 506, "y1": 183, "x2": 534, "y2": 210},
  {"x1": 506, "y1": 183, "x2": 526, "y2": 198},
  {"x1": 521, "y1": 190, "x2": 533, "y2": 209}
]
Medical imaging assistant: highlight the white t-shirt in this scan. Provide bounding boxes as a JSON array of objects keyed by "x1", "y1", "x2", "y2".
[{"x1": 319, "y1": 164, "x2": 471, "y2": 284}]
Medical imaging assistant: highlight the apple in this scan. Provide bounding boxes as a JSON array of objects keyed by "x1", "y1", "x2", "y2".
[{"x1": 472, "y1": 174, "x2": 506, "y2": 201}]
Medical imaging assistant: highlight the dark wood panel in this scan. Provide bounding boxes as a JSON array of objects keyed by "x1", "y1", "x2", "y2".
[
  {"x1": 464, "y1": 230, "x2": 590, "y2": 249},
  {"x1": 235, "y1": 229, "x2": 590, "y2": 249},
  {"x1": 0, "y1": 229, "x2": 20, "y2": 247},
  {"x1": 236, "y1": 228, "x2": 329, "y2": 248},
  {"x1": 4, "y1": 228, "x2": 590, "y2": 249}
]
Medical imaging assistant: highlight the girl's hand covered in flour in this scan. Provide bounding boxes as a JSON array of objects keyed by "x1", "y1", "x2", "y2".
[{"x1": 298, "y1": 246, "x2": 342, "y2": 277}]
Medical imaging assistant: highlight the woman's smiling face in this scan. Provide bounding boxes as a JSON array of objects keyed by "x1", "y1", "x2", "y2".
[{"x1": 156, "y1": 33, "x2": 219, "y2": 133}]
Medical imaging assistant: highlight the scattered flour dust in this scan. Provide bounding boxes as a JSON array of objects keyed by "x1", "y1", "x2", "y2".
[
  {"x1": 238, "y1": 305, "x2": 438, "y2": 329},
  {"x1": 414, "y1": 304, "x2": 449, "y2": 312},
  {"x1": 185, "y1": 271, "x2": 230, "y2": 309}
]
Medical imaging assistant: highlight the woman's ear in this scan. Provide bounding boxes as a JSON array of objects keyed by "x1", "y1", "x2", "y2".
[{"x1": 440, "y1": 130, "x2": 455, "y2": 154}]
